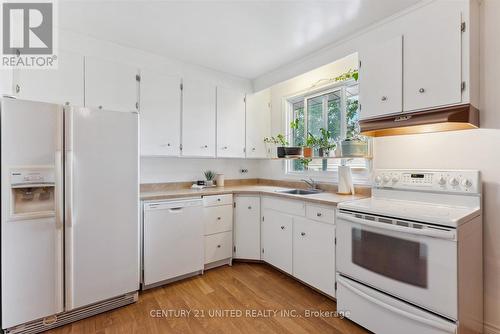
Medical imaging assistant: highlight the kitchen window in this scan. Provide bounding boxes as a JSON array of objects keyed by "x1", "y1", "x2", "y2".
[{"x1": 286, "y1": 80, "x2": 369, "y2": 180}]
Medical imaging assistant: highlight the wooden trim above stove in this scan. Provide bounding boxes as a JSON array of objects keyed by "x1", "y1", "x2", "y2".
[{"x1": 360, "y1": 104, "x2": 479, "y2": 137}]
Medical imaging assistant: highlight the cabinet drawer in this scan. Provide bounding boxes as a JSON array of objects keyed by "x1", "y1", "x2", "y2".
[
  {"x1": 205, "y1": 231, "x2": 232, "y2": 264},
  {"x1": 203, "y1": 194, "x2": 233, "y2": 207},
  {"x1": 262, "y1": 196, "x2": 305, "y2": 216},
  {"x1": 305, "y1": 204, "x2": 335, "y2": 224},
  {"x1": 204, "y1": 205, "x2": 233, "y2": 235}
]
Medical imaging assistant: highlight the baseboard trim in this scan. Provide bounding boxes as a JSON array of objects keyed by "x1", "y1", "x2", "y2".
[{"x1": 485, "y1": 322, "x2": 500, "y2": 334}]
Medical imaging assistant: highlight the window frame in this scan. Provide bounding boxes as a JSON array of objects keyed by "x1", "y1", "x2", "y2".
[{"x1": 284, "y1": 79, "x2": 371, "y2": 184}]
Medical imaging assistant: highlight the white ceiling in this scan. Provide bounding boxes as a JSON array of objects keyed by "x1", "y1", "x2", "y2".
[{"x1": 59, "y1": 0, "x2": 421, "y2": 79}]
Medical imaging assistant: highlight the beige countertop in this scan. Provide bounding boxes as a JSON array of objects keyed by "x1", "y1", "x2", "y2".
[{"x1": 140, "y1": 185, "x2": 366, "y2": 206}]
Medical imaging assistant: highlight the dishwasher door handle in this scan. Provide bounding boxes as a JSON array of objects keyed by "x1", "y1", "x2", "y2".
[{"x1": 168, "y1": 207, "x2": 184, "y2": 212}]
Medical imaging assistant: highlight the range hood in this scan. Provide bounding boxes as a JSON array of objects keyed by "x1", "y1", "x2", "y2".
[{"x1": 360, "y1": 104, "x2": 479, "y2": 137}]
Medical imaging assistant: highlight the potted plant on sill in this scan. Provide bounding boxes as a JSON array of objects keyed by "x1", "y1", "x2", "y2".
[
  {"x1": 275, "y1": 134, "x2": 288, "y2": 158},
  {"x1": 263, "y1": 136, "x2": 279, "y2": 158},
  {"x1": 317, "y1": 128, "x2": 336, "y2": 157},
  {"x1": 340, "y1": 135, "x2": 369, "y2": 157},
  {"x1": 302, "y1": 132, "x2": 316, "y2": 158}
]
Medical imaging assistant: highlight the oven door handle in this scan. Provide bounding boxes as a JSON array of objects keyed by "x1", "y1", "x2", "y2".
[
  {"x1": 337, "y1": 213, "x2": 456, "y2": 240},
  {"x1": 337, "y1": 276, "x2": 457, "y2": 333}
]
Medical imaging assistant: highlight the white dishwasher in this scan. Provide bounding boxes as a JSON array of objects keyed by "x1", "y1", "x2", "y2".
[{"x1": 143, "y1": 198, "x2": 204, "y2": 287}]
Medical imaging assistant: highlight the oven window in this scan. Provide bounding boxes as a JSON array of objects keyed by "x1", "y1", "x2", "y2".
[{"x1": 352, "y1": 228, "x2": 428, "y2": 288}]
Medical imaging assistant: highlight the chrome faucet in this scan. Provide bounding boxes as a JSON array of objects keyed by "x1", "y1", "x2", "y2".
[{"x1": 301, "y1": 177, "x2": 316, "y2": 190}]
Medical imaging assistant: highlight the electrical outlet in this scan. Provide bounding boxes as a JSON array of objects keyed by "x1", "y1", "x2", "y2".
[{"x1": 240, "y1": 169, "x2": 248, "y2": 174}]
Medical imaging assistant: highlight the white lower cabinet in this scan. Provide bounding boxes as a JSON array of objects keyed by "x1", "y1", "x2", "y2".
[
  {"x1": 233, "y1": 196, "x2": 261, "y2": 260},
  {"x1": 261, "y1": 209, "x2": 293, "y2": 274},
  {"x1": 293, "y1": 217, "x2": 336, "y2": 297},
  {"x1": 205, "y1": 231, "x2": 233, "y2": 264},
  {"x1": 203, "y1": 195, "x2": 233, "y2": 267},
  {"x1": 261, "y1": 197, "x2": 336, "y2": 296}
]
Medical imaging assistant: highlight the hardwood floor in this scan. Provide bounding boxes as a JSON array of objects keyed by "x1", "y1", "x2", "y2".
[{"x1": 47, "y1": 262, "x2": 369, "y2": 334}]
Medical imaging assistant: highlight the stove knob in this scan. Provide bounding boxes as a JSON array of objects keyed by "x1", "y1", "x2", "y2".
[
  {"x1": 461, "y1": 178, "x2": 472, "y2": 188},
  {"x1": 392, "y1": 175, "x2": 400, "y2": 183},
  {"x1": 374, "y1": 176, "x2": 382, "y2": 185},
  {"x1": 438, "y1": 176, "x2": 447, "y2": 186},
  {"x1": 449, "y1": 177, "x2": 459, "y2": 187},
  {"x1": 383, "y1": 175, "x2": 391, "y2": 183}
]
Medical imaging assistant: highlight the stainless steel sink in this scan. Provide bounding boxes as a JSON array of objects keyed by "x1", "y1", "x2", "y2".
[{"x1": 277, "y1": 189, "x2": 322, "y2": 195}]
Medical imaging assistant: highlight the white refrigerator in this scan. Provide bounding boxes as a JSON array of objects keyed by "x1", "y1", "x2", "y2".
[{"x1": 1, "y1": 98, "x2": 139, "y2": 331}]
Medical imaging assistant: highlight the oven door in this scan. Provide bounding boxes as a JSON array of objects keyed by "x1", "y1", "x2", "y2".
[{"x1": 336, "y1": 210, "x2": 457, "y2": 320}]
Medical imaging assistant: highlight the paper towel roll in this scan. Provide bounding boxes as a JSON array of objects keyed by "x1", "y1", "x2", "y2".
[{"x1": 338, "y1": 166, "x2": 354, "y2": 195}]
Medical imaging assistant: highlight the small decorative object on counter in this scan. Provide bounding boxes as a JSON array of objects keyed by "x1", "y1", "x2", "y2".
[
  {"x1": 203, "y1": 170, "x2": 216, "y2": 187},
  {"x1": 215, "y1": 173, "x2": 224, "y2": 187}
]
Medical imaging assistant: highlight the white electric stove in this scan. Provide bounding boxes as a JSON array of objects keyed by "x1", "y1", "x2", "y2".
[{"x1": 336, "y1": 169, "x2": 483, "y2": 334}]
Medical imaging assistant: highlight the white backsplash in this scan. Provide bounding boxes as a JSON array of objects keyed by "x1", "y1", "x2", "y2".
[{"x1": 140, "y1": 157, "x2": 263, "y2": 184}]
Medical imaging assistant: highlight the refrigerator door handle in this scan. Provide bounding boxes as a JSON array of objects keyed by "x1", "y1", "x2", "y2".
[
  {"x1": 65, "y1": 150, "x2": 74, "y2": 227},
  {"x1": 64, "y1": 107, "x2": 75, "y2": 310},
  {"x1": 55, "y1": 150, "x2": 64, "y2": 230}
]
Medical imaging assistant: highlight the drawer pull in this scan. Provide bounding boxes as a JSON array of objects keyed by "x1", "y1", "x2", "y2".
[
  {"x1": 317, "y1": 212, "x2": 322, "y2": 217},
  {"x1": 301, "y1": 232, "x2": 306, "y2": 236},
  {"x1": 217, "y1": 244, "x2": 221, "y2": 248},
  {"x1": 217, "y1": 217, "x2": 221, "y2": 221},
  {"x1": 217, "y1": 198, "x2": 221, "y2": 202},
  {"x1": 248, "y1": 206, "x2": 252, "y2": 210},
  {"x1": 280, "y1": 225, "x2": 285, "y2": 230}
]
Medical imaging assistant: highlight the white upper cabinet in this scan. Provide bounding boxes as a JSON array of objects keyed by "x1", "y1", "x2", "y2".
[
  {"x1": 85, "y1": 56, "x2": 138, "y2": 112},
  {"x1": 359, "y1": 36, "x2": 403, "y2": 120},
  {"x1": 245, "y1": 89, "x2": 271, "y2": 158},
  {"x1": 358, "y1": 1, "x2": 477, "y2": 119},
  {"x1": 12, "y1": 51, "x2": 84, "y2": 106},
  {"x1": 216, "y1": 87, "x2": 246, "y2": 158},
  {"x1": 233, "y1": 196, "x2": 261, "y2": 260},
  {"x1": 182, "y1": 78, "x2": 216, "y2": 157},
  {"x1": 403, "y1": 2, "x2": 463, "y2": 112},
  {"x1": 140, "y1": 70, "x2": 181, "y2": 156}
]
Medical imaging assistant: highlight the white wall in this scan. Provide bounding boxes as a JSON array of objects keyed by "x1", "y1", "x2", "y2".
[
  {"x1": 140, "y1": 157, "x2": 263, "y2": 184},
  {"x1": 260, "y1": 53, "x2": 360, "y2": 182},
  {"x1": 375, "y1": 1, "x2": 500, "y2": 331}
]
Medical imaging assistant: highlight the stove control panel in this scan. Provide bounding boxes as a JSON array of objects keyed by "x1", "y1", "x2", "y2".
[{"x1": 373, "y1": 169, "x2": 480, "y2": 194}]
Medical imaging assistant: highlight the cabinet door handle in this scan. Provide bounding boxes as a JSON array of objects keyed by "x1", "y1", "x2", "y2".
[
  {"x1": 201, "y1": 145, "x2": 208, "y2": 148},
  {"x1": 217, "y1": 198, "x2": 221, "y2": 202},
  {"x1": 252, "y1": 147, "x2": 256, "y2": 151},
  {"x1": 280, "y1": 225, "x2": 285, "y2": 230},
  {"x1": 217, "y1": 244, "x2": 221, "y2": 248},
  {"x1": 301, "y1": 232, "x2": 306, "y2": 236},
  {"x1": 419, "y1": 88, "x2": 425, "y2": 93},
  {"x1": 222, "y1": 146, "x2": 228, "y2": 150},
  {"x1": 381, "y1": 96, "x2": 387, "y2": 101},
  {"x1": 217, "y1": 217, "x2": 221, "y2": 221},
  {"x1": 248, "y1": 206, "x2": 252, "y2": 210},
  {"x1": 15, "y1": 84, "x2": 20, "y2": 93},
  {"x1": 317, "y1": 212, "x2": 322, "y2": 217},
  {"x1": 98, "y1": 105, "x2": 103, "y2": 110}
]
